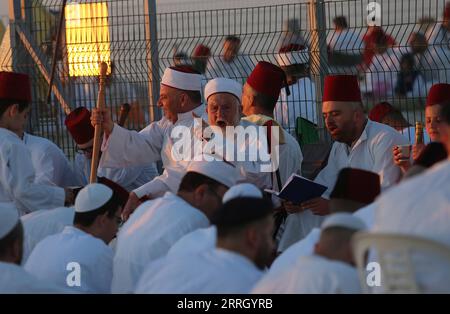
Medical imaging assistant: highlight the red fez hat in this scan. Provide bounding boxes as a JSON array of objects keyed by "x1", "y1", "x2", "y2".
[
  {"x1": 0, "y1": 71, "x2": 32, "y2": 103},
  {"x1": 330, "y1": 168, "x2": 381, "y2": 205},
  {"x1": 97, "y1": 177, "x2": 129, "y2": 209},
  {"x1": 426, "y1": 83, "x2": 450, "y2": 107},
  {"x1": 65, "y1": 107, "x2": 95, "y2": 145},
  {"x1": 246, "y1": 61, "x2": 288, "y2": 99},
  {"x1": 193, "y1": 44, "x2": 211, "y2": 57},
  {"x1": 368, "y1": 101, "x2": 395, "y2": 122},
  {"x1": 323, "y1": 75, "x2": 362, "y2": 102},
  {"x1": 445, "y1": 2, "x2": 450, "y2": 20}
]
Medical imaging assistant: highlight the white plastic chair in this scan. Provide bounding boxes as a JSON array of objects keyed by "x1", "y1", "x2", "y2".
[{"x1": 352, "y1": 232, "x2": 450, "y2": 294}]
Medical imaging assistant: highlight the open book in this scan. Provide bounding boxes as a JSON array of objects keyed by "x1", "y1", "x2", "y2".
[{"x1": 265, "y1": 173, "x2": 327, "y2": 204}]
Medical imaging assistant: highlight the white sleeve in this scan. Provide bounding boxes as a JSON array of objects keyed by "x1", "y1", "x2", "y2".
[
  {"x1": 100, "y1": 121, "x2": 165, "y2": 168},
  {"x1": 371, "y1": 131, "x2": 408, "y2": 190},
  {"x1": 1, "y1": 142, "x2": 65, "y2": 212}
]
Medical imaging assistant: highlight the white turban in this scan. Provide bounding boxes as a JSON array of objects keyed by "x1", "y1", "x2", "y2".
[
  {"x1": 222, "y1": 183, "x2": 263, "y2": 203},
  {"x1": 321, "y1": 213, "x2": 367, "y2": 231},
  {"x1": 75, "y1": 183, "x2": 113, "y2": 213},
  {"x1": 161, "y1": 67, "x2": 202, "y2": 91},
  {"x1": 204, "y1": 78, "x2": 242, "y2": 102}
]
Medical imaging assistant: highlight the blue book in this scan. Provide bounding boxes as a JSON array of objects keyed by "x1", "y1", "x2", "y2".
[{"x1": 265, "y1": 174, "x2": 327, "y2": 204}]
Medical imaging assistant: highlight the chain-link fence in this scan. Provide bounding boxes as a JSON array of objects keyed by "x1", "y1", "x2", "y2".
[{"x1": 1, "y1": 0, "x2": 449, "y2": 157}]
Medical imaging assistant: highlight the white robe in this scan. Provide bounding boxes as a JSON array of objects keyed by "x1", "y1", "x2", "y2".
[
  {"x1": 23, "y1": 133, "x2": 78, "y2": 187},
  {"x1": 167, "y1": 226, "x2": 217, "y2": 257},
  {"x1": 73, "y1": 152, "x2": 158, "y2": 191},
  {"x1": 24, "y1": 226, "x2": 113, "y2": 293},
  {"x1": 270, "y1": 228, "x2": 320, "y2": 275},
  {"x1": 0, "y1": 128, "x2": 65, "y2": 215},
  {"x1": 135, "y1": 248, "x2": 262, "y2": 294},
  {"x1": 100, "y1": 105, "x2": 206, "y2": 196},
  {"x1": 274, "y1": 77, "x2": 317, "y2": 137},
  {"x1": 0, "y1": 262, "x2": 64, "y2": 293},
  {"x1": 111, "y1": 192, "x2": 209, "y2": 293},
  {"x1": 279, "y1": 120, "x2": 407, "y2": 251},
  {"x1": 252, "y1": 254, "x2": 361, "y2": 294},
  {"x1": 20, "y1": 206, "x2": 75, "y2": 264},
  {"x1": 371, "y1": 159, "x2": 450, "y2": 293}
]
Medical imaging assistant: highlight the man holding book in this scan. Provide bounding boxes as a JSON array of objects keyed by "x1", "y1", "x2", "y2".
[{"x1": 279, "y1": 74, "x2": 407, "y2": 251}]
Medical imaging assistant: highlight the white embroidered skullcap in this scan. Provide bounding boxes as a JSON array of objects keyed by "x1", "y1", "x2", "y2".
[
  {"x1": 75, "y1": 183, "x2": 113, "y2": 213},
  {"x1": 222, "y1": 183, "x2": 263, "y2": 204},
  {"x1": 321, "y1": 213, "x2": 367, "y2": 231},
  {"x1": 161, "y1": 66, "x2": 202, "y2": 91},
  {"x1": 0, "y1": 205, "x2": 19, "y2": 239},
  {"x1": 277, "y1": 48, "x2": 310, "y2": 67},
  {"x1": 186, "y1": 154, "x2": 240, "y2": 188},
  {"x1": 204, "y1": 78, "x2": 242, "y2": 102}
]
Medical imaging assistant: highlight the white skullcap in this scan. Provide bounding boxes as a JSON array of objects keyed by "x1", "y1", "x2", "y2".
[
  {"x1": 204, "y1": 78, "x2": 242, "y2": 102},
  {"x1": 321, "y1": 213, "x2": 366, "y2": 231},
  {"x1": 75, "y1": 183, "x2": 113, "y2": 213},
  {"x1": 0, "y1": 205, "x2": 19, "y2": 239},
  {"x1": 277, "y1": 48, "x2": 310, "y2": 67},
  {"x1": 222, "y1": 183, "x2": 263, "y2": 203},
  {"x1": 186, "y1": 154, "x2": 240, "y2": 188},
  {"x1": 161, "y1": 67, "x2": 202, "y2": 91}
]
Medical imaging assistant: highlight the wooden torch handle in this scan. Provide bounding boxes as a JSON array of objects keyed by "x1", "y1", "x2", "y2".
[{"x1": 89, "y1": 62, "x2": 109, "y2": 183}]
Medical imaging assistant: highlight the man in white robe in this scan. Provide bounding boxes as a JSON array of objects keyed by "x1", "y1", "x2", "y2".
[
  {"x1": 0, "y1": 205, "x2": 63, "y2": 293},
  {"x1": 112, "y1": 158, "x2": 239, "y2": 293},
  {"x1": 270, "y1": 168, "x2": 380, "y2": 275},
  {"x1": 167, "y1": 183, "x2": 264, "y2": 258},
  {"x1": 22, "y1": 133, "x2": 78, "y2": 187},
  {"x1": 241, "y1": 61, "x2": 303, "y2": 190},
  {"x1": 65, "y1": 107, "x2": 158, "y2": 190},
  {"x1": 252, "y1": 213, "x2": 365, "y2": 294},
  {"x1": 91, "y1": 65, "x2": 206, "y2": 218},
  {"x1": 25, "y1": 183, "x2": 122, "y2": 293},
  {"x1": 370, "y1": 103, "x2": 450, "y2": 293},
  {"x1": 0, "y1": 72, "x2": 71, "y2": 215},
  {"x1": 279, "y1": 75, "x2": 407, "y2": 251},
  {"x1": 275, "y1": 44, "x2": 317, "y2": 136},
  {"x1": 135, "y1": 196, "x2": 274, "y2": 294}
]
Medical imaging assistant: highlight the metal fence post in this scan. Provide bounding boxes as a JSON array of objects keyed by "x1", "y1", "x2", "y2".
[
  {"x1": 8, "y1": 0, "x2": 21, "y2": 71},
  {"x1": 144, "y1": 0, "x2": 161, "y2": 123},
  {"x1": 308, "y1": 0, "x2": 329, "y2": 142}
]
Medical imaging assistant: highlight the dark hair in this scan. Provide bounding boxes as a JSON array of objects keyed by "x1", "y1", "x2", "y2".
[
  {"x1": 333, "y1": 16, "x2": 348, "y2": 29},
  {"x1": 0, "y1": 221, "x2": 23, "y2": 258},
  {"x1": 400, "y1": 53, "x2": 416, "y2": 68},
  {"x1": 253, "y1": 90, "x2": 278, "y2": 112},
  {"x1": 182, "y1": 90, "x2": 202, "y2": 104},
  {"x1": 281, "y1": 64, "x2": 309, "y2": 78},
  {"x1": 213, "y1": 197, "x2": 274, "y2": 238},
  {"x1": 0, "y1": 100, "x2": 30, "y2": 118},
  {"x1": 225, "y1": 35, "x2": 241, "y2": 44},
  {"x1": 442, "y1": 101, "x2": 450, "y2": 124},
  {"x1": 414, "y1": 142, "x2": 447, "y2": 168},
  {"x1": 73, "y1": 193, "x2": 121, "y2": 227},
  {"x1": 178, "y1": 171, "x2": 225, "y2": 193}
]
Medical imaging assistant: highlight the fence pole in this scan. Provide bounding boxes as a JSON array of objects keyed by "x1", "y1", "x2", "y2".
[
  {"x1": 308, "y1": 0, "x2": 329, "y2": 142},
  {"x1": 8, "y1": 0, "x2": 21, "y2": 71},
  {"x1": 144, "y1": 0, "x2": 161, "y2": 123}
]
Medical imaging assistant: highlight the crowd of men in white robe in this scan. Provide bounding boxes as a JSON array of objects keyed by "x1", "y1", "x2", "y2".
[{"x1": 1, "y1": 36, "x2": 450, "y2": 293}]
